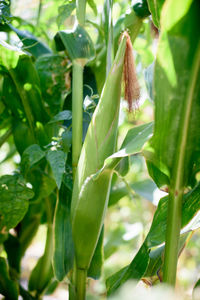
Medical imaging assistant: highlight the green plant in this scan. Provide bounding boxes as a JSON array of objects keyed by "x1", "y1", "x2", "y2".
[{"x1": 0, "y1": 0, "x2": 200, "y2": 299}]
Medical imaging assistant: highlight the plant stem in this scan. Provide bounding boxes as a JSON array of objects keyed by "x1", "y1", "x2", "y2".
[
  {"x1": 36, "y1": 0, "x2": 43, "y2": 26},
  {"x1": 72, "y1": 61, "x2": 83, "y2": 178},
  {"x1": 105, "y1": 0, "x2": 113, "y2": 77},
  {"x1": 76, "y1": 0, "x2": 86, "y2": 26},
  {"x1": 163, "y1": 41, "x2": 200, "y2": 286},
  {"x1": 75, "y1": 268, "x2": 87, "y2": 300},
  {"x1": 163, "y1": 190, "x2": 182, "y2": 285}
]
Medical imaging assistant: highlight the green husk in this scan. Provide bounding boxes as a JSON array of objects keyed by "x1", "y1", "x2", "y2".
[{"x1": 71, "y1": 33, "x2": 127, "y2": 272}]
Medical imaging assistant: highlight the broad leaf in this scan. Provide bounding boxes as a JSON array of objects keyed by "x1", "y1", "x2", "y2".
[
  {"x1": 48, "y1": 110, "x2": 72, "y2": 124},
  {"x1": 46, "y1": 150, "x2": 67, "y2": 189},
  {"x1": 54, "y1": 24, "x2": 95, "y2": 65},
  {"x1": 144, "y1": 0, "x2": 200, "y2": 189},
  {"x1": 144, "y1": 231, "x2": 191, "y2": 279},
  {"x1": 0, "y1": 174, "x2": 34, "y2": 234},
  {"x1": 9, "y1": 55, "x2": 49, "y2": 124},
  {"x1": 146, "y1": 183, "x2": 200, "y2": 248},
  {"x1": 53, "y1": 184, "x2": 74, "y2": 281},
  {"x1": 21, "y1": 144, "x2": 45, "y2": 175},
  {"x1": 35, "y1": 55, "x2": 70, "y2": 115},
  {"x1": 88, "y1": 227, "x2": 104, "y2": 279},
  {"x1": 96, "y1": 122, "x2": 153, "y2": 175},
  {"x1": 107, "y1": 182, "x2": 200, "y2": 294},
  {"x1": 8, "y1": 24, "x2": 51, "y2": 58},
  {"x1": 112, "y1": 122, "x2": 153, "y2": 159}
]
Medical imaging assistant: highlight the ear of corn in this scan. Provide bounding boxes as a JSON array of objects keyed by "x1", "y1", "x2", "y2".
[{"x1": 71, "y1": 34, "x2": 127, "y2": 277}]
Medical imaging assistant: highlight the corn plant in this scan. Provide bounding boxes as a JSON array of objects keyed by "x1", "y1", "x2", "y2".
[{"x1": 0, "y1": 0, "x2": 200, "y2": 300}]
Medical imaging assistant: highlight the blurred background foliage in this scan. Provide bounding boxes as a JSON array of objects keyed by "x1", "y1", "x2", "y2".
[{"x1": 0, "y1": 0, "x2": 199, "y2": 299}]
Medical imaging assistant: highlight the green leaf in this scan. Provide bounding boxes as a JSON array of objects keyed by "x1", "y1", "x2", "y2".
[
  {"x1": 0, "y1": 257, "x2": 18, "y2": 300},
  {"x1": 146, "y1": 0, "x2": 165, "y2": 28},
  {"x1": 46, "y1": 150, "x2": 67, "y2": 189},
  {"x1": 35, "y1": 55, "x2": 70, "y2": 115},
  {"x1": 115, "y1": 157, "x2": 129, "y2": 177},
  {"x1": 38, "y1": 173, "x2": 57, "y2": 200},
  {"x1": 57, "y1": 2, "x2": 76, "y2": 27},
  {"x1": 2, "y1": 72, "x2": 25, "y2": 119},
  {"x1": 53, "y1": 185, "x2": 74, "y2": 281},
  {"x1": 8, "y1": 24, "x2": 52, "y2": 58},
  {"x1": 107, "y1": 182, "x2": 200, "y2": 294},
  {"x1": 0, "y1": 174, "x2": 34, "y2": 234},
  {"x1": 144, "y1": 232, "x2": 190, "y2": 278},
  {"x1": 106, "y1": 244, "x2": 149, "y2": 295},
  {"x1": 12, "y1": 121, "x2": 35, "y2": 156},
  {"x1": 21, "y1": 144, "x2": 45, "y2": 175},
  {"x1": 48, "y1": 110, "x2": 72, "y2": 124},
  {"x1": 61, "y1": 130, "x2": 72, "y2": 153},
  {"x1": 54, "y1": 24, "x2": 95, "y2": 66},
  {"x1": 109, "y1": 179, "x2": 157, "y2": 206},
  {"x1": 113, "y1": 122, "x2": 153, "y2": 158},
  {"x1": 96, "y1": 122, "x2": 153, "y2": 175},
  {"x1": 28, "y1": 256, "x2": 53, "y2": 294},
  {"x1": 144, "y1": 0, "x2": 200, "y2": 189},
  {"x1": 88, "y1": 227, "x2": 104, "y2": 279},
  {"x1": 9, "y1": 55, "x2": 49, "y2": 125}
]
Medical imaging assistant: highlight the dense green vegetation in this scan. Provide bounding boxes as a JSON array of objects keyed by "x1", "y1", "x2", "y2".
[{"x1": 0, "y1": 0, "x2": 200, "y2": 299}]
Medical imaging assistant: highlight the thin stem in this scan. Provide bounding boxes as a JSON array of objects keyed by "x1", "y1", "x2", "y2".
[
  {"x1": 163, "y1": 41, "x2": 200, "y2": 285},
  {"x1": 76, "y1": 0, "x2": 86, "y2": 26},
  {"x1": 105, "y1": 0, "x2": 114, "y2": 77},
  {"x1": 75, "y1": 268, "x2": 87, "y2": 300},
  {"x1": 72, "y1": 61, "x2": 83, "y2": 178},
  {"x1": 36, "y1": 0, "x2": 43, "y2": 27}
]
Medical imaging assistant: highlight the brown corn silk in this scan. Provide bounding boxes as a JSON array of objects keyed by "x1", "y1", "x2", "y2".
[{"x1": 123, "y1": 32, "x2": 140, "y2": 111}]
